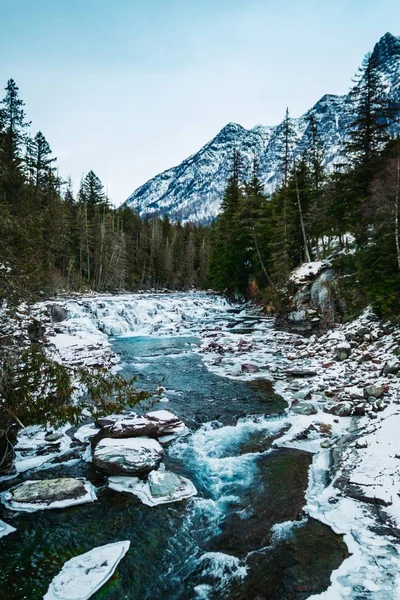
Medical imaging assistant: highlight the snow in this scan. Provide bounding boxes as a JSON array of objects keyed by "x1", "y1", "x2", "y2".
[
  {"x1": 74, "y1": 423, "x2": 100, "y2": 443},
  {"x1": 17, "y1": 291, "x2": 400, "y2": 598},
  {"x1": 124, "y1": 34, "x2": 400, "y2": 223},
  {"x1": 43, "y1": 540, "x2": 130, "y2": 600},
  {"x1": 14, "y1": 425, "x2": 73, "y2": 474},
  {"x1": 38, "y1": 292, "x2": 229, "y2": 369},
  {"x1": 291, "y1": 261, "x2": 325, "y2": 284}
]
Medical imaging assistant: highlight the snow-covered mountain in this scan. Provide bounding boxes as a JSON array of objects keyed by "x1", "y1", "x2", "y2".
[{"x1": 124, "y1": 32, "x2": 400, "y2": 223}]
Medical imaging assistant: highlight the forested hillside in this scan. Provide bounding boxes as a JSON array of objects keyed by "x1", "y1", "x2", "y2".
[
  {"x1": 0, "y1": 79, "x2": 210, "y2": 303},
  {"x1": 209, "y1": 51, "x2": 400, "y2": 321}
]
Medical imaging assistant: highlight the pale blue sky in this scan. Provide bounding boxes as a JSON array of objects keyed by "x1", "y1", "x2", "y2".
[{"x1": 0, "y1": 0, "x2": 399, "y2": 204}]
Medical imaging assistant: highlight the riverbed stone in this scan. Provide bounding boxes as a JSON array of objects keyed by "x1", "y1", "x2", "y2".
[
  {"x1": 1, "y1": 478, "x2": 97, "y2": 511},
  {"x1": 291, "y1": 401, "x2": 318, "y2": 416},
  {"x1": 363, "y1": 384, "x2": 385, "y2": 399},
  {"x1": 241, "y1": 363, "x2": 259, "y2": 373},
  {"x1": 326, "y1": 401, "x2": 353, "y2": 417},
  {"x1": 93, "y1": 437, "x2": 164, "y2": 475},
  {"x1": 334, "y1": 343, "x2": 351, "y2": 361}
]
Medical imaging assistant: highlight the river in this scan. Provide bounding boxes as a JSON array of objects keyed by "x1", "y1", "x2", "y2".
[{"x1": 0, "y1": 293, "x2": 347, "y2": 599}]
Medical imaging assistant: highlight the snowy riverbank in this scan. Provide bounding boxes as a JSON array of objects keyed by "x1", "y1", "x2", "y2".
[{"x1": 2, "y1": 292, "x2": 400, "y2": 598}]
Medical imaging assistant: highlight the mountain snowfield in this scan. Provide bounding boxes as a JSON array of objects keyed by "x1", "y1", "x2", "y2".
[{"x1": 124, "y1": 32, "x2": 400, "y2": 223}]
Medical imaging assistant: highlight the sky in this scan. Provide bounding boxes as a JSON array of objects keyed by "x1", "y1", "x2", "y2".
[{"x1": 0, "y1": 0, "x2": 399, "y2": 206}]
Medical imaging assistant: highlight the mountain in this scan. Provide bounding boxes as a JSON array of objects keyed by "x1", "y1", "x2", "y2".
[{"x1": 124, "y1": 32, "x2": 400, "y2": 223}]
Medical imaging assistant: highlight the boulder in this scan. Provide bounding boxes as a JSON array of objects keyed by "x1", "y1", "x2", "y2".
[
  {"x1": 291, "y1": 402, "x2": 318, "y2": 416},
  {"x1": 1, "y1": 478, "x2": 97, "y2": 512},
  {"x1": 383, "y1": 359, "x2": 400, "y2": 375},
  {"x1": 285, "y1": 368, "x2": 318, "y2": 377},
  {"x1": 43, "y1": 541, "x2": 130, "y2": 600},
  {"x1": 45, "y1": 432, "x2": 64, "y2": 442},
  {"x1": 355, "y1": 327, "x2": 370, "y2": 339},
  {"x1": 241, "y1": 363, "x2": 259, "y2": 374},
  {"x1": 334, "y1": 343, "x2": 351, "y2": 361},
  {"x1": 326, "y1": 401, "x2": 353, "y2": 417},
  {"x1": 91, "y1": 411, "x2": 187, "y2": 447},
  {"x1": 363, "y1": 385, "x2": 385, "y2": 399},
  {"x1": 145, "y1": 410, "x2": 186, "y2": 436},
  {"x1": 108, "y1": 470, "x2": 197, "y2": 507},
  {"x1": 93, "y1": 437, "x2": 163, "y2": 475}
]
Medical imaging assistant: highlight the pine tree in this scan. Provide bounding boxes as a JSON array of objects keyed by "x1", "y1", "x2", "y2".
[
  {"x1": 79, "y1": 170, "x2": 106, "y2": 207},
  {"x1": 0, "y1": 79, "x2": 30, "y2": 206},
  {"x1": 27, "y1": 131, "x2": 56, "y2": 195}
]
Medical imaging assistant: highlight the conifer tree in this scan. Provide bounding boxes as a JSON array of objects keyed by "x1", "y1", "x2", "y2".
[{"x1": 79, "y1": 170, "x2": 106, "y2": 206}]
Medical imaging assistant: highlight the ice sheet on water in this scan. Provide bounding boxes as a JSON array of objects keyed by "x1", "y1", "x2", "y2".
[
  {"x1": 0, "y1": 518, "x2": 16, "y2": 538},
  {"x1": 43, "y1": 540, "x2": 130, "y2": 600}
]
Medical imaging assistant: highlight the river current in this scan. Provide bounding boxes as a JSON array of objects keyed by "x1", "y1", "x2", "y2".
[{"x1": 0, "y1": 294, "x2": 347, "y2": 599}]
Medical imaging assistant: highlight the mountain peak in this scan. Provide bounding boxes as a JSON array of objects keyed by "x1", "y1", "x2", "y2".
[
  {"x1": 217, "y1": 122, "x2": 247, "y2": 138},
  {"x1": 124, "y1": 33, "x2": 400, "y2": 223},
  {"x1": 372, "y1": 32, "x2": 400, "y2": 63}
]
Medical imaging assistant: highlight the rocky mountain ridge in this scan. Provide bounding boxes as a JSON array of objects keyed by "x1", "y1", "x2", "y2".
[{"x1": 124, "y1": 32, "x2": 400, "y2": 223}]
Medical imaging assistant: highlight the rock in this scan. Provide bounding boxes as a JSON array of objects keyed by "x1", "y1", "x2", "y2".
[
  {"x1": 43, "y1": 540, "x2": 130, "y2": 600},
  {"x1": 47, "y1": 304, "x2": 69, "y2": 323},
  {"x1": 291, "y1": 401, "x2": 318, "y2": 415},
  {"x1": 145, "y1": 410, "x2": 186, "y2": 436},
  {"x1": 334, "y1": 343, "x2": 351, "y2": 361},
  {"x1": 355, "y1": 438, "x2": 368, "y2": 449},
  {"x1": 108, "y1": 471, "x2": 197, "y2": 506},
  {"x1": 95, "y1": 416, "x2": 159, "y2": 442},
  {"x1": 94, "y1": 417, "x2": 116, "y2": 428},
  {"x1": 0, "y1": 519, "x2": 16, "y2": 539},
  {"x1": 45, "y1": 432, "x2": 64, "y2": 442},
  {"x1": 363, "y1": 385, "x2": 385, "y2": 399},
  {"x1": 320, "y1": 439, "x2": 332, "y2": 448},
  {"x1": 241, "y1": 363, "x2": 259, "y2": 373},
  {"x1": 93, "y1": 437, "x2": 164, "y2": 475},
  {"x1": 383, "y1": 359, "x2": 400, "y2": 375},
  {"x1": 293, "y1": 389, "x2": 312, "y2": 400},
  {"x1": 355, "y1": 327, "x2": 370, "y2": 339},
  {"x1": 326, "y1": 401, "x2": 353, "y2": 417},
  {"x1": 319, "y1": 423, "x2": 332, "y2": 435},
  {"x1": 285, "y1": 368, "x2": 318, "y2": 377},
  {"x1": 1, "y1": 478, "x2": 97, "y2": 512},
  {"x1": 91, "y1": 411, "x2": 187, "y2": 447}
]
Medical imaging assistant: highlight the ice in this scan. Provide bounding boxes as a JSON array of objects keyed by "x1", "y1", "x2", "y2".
[
  {"x1": 0, "y1": 519, "x2": 16, "y2": 538},
  {"x1": 108, "y1": 471, "x2": 197, "y2": 506},
  {"x1": 43, "y1": 540, "x2": 130, "y2": 600}
]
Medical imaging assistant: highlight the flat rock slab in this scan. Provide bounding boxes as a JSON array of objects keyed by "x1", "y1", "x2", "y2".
[
  {"x1": 0, "y1": 518, "x2": 16, "y2": 538},
  {"x1": 43, "y1": 540, "x2": 130, "y2": 600},
  {"x1": 93, "y1": 437, "x2": 164, "y2": 475},
  {"x1": 108, "y1": 471, "x2": 197, "y2": 506},
  {"x1": 1, "y1": 478, "x2": 97, "y2": 512}
]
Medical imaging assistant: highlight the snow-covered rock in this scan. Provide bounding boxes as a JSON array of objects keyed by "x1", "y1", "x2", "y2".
[
  {"x1": 108, "y1": 470, "x2": 197, "y2": 506},
  {"x1": 124, "y1": 33, "x2": 400, "y2": 223},
  {"x1": 1, "y1": 478, "x2": 97, "y2": 512},
  {"x1": 93, "y1": 437, "x2": 164, "y2": 475},
  {"x1": 43, "y1": 540, "x2": 130, "y2": 600}
]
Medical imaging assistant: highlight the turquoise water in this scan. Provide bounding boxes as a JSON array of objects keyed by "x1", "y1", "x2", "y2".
[{"x1": 0, "y1": 333, "x2": 347, "y2": 599}]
